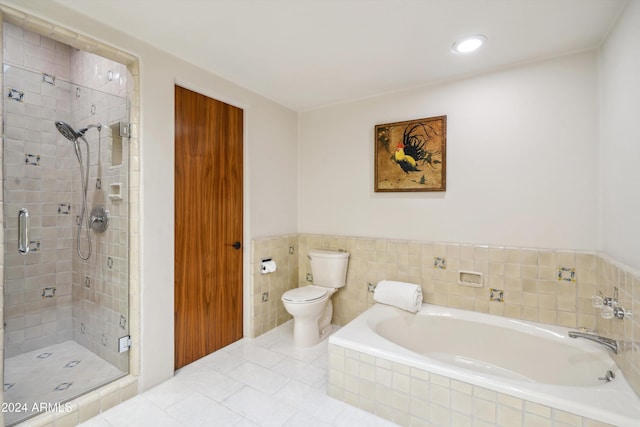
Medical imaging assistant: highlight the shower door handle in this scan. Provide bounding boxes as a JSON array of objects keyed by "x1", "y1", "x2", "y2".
[{"x1": 18, "y1": 208, "x2": 30, "y2": 255}]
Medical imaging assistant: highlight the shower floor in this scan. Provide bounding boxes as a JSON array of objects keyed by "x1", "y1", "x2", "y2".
[{"x1": 3, "y1": 340, "x2": 125, "y2": 426}]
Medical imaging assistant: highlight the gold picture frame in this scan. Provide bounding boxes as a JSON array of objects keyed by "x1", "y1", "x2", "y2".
[{"x1": 374, "y1": 115, "x2": 447, "y2": 192}]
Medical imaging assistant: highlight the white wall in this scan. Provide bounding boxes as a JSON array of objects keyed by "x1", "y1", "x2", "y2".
[
  {"x1": 136, "y1": 51, "x2": 299, "y2": 391},
  {"x1": 1, "y1": 0, "x2": 299, "y2": 391},
  {"x1": 599, "y1": 1, "x2": 640, "y2": 270},
  {"x1": 140, "y1": 52, "x2": 298, "y2": 391},
  {"x1": 299, "y1": 52, "x2": 600, "y2": 251}
]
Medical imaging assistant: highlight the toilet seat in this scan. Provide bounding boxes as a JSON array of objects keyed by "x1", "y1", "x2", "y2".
[{"x1": 282, "y1": 286, "x2": 328, "y2": 304}]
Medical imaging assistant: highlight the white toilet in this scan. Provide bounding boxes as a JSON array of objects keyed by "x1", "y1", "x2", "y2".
[{"x1": 282, "y1": 249, "x2": 349, "y2": 347}]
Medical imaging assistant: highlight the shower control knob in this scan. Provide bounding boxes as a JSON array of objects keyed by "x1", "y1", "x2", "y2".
[{"x1": 89, "y1": 205, "x2": 109, "y2": 233}]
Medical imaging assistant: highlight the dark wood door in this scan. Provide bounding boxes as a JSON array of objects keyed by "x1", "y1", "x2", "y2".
[{"x1": 174, "y1": 85, "x2": 243, "y2": 369}]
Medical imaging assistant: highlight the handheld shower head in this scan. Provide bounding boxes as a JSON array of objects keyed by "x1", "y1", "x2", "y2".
[
  {"x1": 55, "y1": 121, "x2": 83, "y2": 161},
  {"x1": 55, "y1": 120, "x2": 103, "y2": 162},
  {"x1": 54, "y1": 120, "x2": 102, "y2": 261},
  {"x1": 55, "y1": 121, "x2": 103, "y2": 140},
  {"x1": 55, "y1": 121, "x2": 82, "y2": 141}
]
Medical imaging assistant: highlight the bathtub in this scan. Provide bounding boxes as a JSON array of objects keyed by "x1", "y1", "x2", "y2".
[{"x1": 328, "y1": 303, "x2": 640, "y2": 426}]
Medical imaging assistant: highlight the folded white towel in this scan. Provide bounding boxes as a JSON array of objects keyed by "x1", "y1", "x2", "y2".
[{"x1": 373, "y1": 280, "x2": 423, "y2": 313}]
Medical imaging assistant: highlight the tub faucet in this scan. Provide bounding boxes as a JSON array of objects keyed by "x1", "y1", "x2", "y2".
[{"x1": 568, "y1": 331, "x2": 619, "y2": 354}]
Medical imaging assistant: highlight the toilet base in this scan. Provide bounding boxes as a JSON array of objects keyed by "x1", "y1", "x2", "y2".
[
  {"x1": 291, "y1": 299, "x2": 333, "y2": 347},
  {"x1": 292, "y1": 319, "x2": 320, "y2": 347}
]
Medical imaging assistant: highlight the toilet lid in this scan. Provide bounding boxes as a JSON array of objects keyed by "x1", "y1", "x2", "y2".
[{"x1": 282, "y1": 286, "x2": 328, "y2": 303}]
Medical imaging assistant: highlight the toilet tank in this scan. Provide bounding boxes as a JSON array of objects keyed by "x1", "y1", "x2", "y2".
[{"x1": 308, "y1": 249, "x2": 349, "y2": 288}]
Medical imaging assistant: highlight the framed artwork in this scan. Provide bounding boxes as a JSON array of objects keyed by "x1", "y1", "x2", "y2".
[{"x1": 374, "y1": 115, "x2": 446, "y2": 192}]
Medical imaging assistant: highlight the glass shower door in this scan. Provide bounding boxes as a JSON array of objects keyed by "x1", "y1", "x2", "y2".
[{"x1": 2, "y1": 60, "x2": 130, "y2": 425}]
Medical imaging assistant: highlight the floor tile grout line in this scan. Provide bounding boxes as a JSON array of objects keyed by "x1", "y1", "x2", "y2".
[{"x1": 76, "y1": 321, "x2": 398, "y2": 427}]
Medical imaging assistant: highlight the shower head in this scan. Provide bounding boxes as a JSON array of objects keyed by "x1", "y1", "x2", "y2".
[
  {"x1": 56, "y1": 121, "x2": 85, "y2": 162},
  {"x1": 55, "y1": 121, "x2": 103, "y2": 141},
  {"x1": 55, "y1": 121, "x2": 82, "y2": 142}
]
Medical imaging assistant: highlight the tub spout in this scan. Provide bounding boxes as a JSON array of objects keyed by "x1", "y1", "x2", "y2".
[{"x1": 568, "y1": 331, "x2": 618, "y2": 354}]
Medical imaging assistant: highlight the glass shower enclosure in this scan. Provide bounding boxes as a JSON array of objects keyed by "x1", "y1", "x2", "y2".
[{"x1": 2, "y1": 22, "x2": 129, "y2": 426}]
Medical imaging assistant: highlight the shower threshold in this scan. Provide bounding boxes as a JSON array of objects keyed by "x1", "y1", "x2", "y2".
[{"x1": 3, "y1": 340, "x2": 125, "y2": 426}]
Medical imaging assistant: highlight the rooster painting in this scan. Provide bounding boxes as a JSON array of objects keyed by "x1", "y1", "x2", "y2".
[
  {"x1": 393, "y1": 122, "x2": 442, "y2": 173},
  {"x1": 394, "y1": 142, "x2": 419, "y2": 172},
  {"x1": 375, "y1": 116, "x2": 447, "y2": 192}
]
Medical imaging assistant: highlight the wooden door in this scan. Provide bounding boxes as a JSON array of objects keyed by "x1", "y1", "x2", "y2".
[{"x1": 174, "y1": 85, "x2": 243, "y2": 369}]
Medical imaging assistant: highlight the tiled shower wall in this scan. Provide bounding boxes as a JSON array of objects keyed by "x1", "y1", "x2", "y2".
[
  {"x1": 69, "y1": 49, "x2": 129, "y2": 371},
  {"x1": 2, "y1": 22, "x2": 75, "y2": 357},
  {"x1": 251, "y1": 233, "x2": 640, "y2": 396},
  {"x1": 2, "y1": 22, "x2": 130, "y2": 370},
  {"x1": 0, "y1": 5, "x2": 142, "y2": 424}
]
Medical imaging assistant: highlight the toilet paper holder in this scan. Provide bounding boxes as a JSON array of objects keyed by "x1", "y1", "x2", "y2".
[{"x1": 261, "y1": 258, "x2": 277, "y2": 274}]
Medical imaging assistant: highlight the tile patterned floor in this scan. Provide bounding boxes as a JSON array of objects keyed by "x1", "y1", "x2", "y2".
[
  {"x1": 4, "y1": 341, "x2": 125, "y2": 426},
  {"x1": 79, "y1": 321, "x2": 398, "y2": 427}
]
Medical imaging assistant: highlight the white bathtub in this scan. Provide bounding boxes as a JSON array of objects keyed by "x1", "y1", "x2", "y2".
[{"x1": 328, "y1": 303, "x2": 640, "y2": 426}]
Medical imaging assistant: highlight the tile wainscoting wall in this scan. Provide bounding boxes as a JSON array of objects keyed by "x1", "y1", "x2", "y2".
[
  {"x1": 596, "y1": 254, "x2": 640, "y2": 397},
  {"x1": 251, "y1": 233, "x2": 640, "y2": 398},
  {"x1": 250, "y1": 234, "x2": 299, "y2": 337}
]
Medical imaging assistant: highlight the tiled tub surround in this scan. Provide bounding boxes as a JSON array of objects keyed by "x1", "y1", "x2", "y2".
[
  {"x1": 297, "y1": 234, "x2": 640, "y2": 397},
  {"x1": 328, "y1": 304, "x2": 640, "y2": 427},
  {"x1": 328, "y1": 343, "x2": 620, "y2": 427},
  {"x1": 251, "y1": 234, "x2": 640, "y2": 399},
  {"x1": 297, "y1": 234, "x2": 602, "y2": 330},
  {"x1": 0, "y1": 6, "x2": 142, "y2": 426},
  {"x1": 595, "y1": 254, "x2": 640, "y2": 403}
]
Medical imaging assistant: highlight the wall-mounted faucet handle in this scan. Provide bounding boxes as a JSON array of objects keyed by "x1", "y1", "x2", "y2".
[
  {"x1": 613, "y1": 306, "x2": 632, "y2": 320},
  {"x1": 601, "y1": 305, "x2": 614, "y2": 319},
  {"x1": 592, "y1": 295, "x2": 604, "y2": 308},
  {"x1": 89, "y1": 205, "x2": 109, "y2": 233}
]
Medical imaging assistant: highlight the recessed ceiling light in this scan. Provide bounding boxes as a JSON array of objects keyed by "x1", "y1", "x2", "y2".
[{"x1": 452, "y1": 35, "x2": 487, "y2": 54}]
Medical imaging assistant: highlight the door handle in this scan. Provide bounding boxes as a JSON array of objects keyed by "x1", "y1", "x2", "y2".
[
  {"x1": 18, "y1": 208, "x2": 30, "y2": 255},
  {"x1": 231, "y1": 241, "x2": 241, "y2": 250}
]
